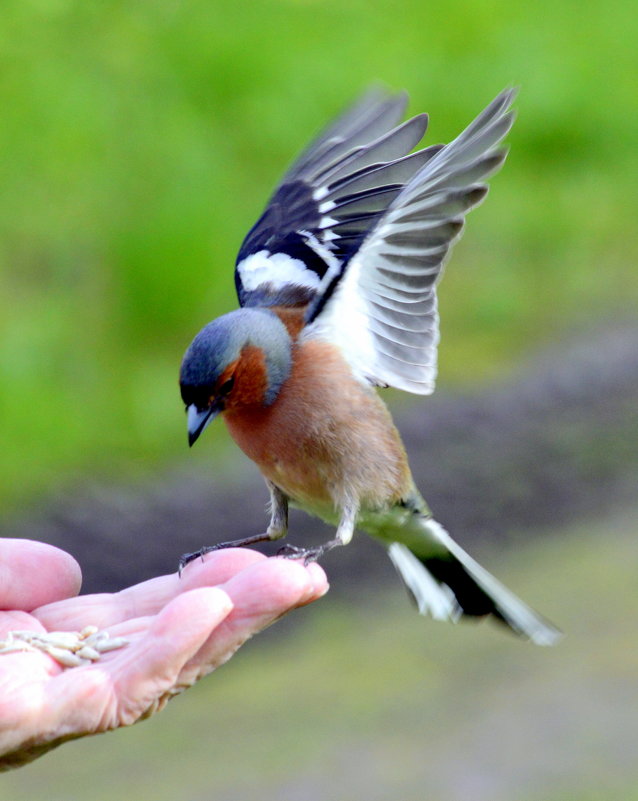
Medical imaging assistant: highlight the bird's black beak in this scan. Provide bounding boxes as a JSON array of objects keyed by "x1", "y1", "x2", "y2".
[{"x1": 187, "y1": 404, "x2": 220, "y2": 447}]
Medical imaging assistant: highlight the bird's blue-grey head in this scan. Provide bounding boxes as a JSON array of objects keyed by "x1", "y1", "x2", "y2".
[{"x1": 180, "y1": 308, "x2": 292, "y2": 446}]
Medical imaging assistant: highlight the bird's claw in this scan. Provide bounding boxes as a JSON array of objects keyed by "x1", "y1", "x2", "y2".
[
  {"x1": 178, "y1": 546, "x2": 218, "y2": 576},
  {"x1": 178, "y1": 532, "x2": 275, "y2": 576},
  {"x1": 276, "y1": 543, "x2": 323, "y2": 565}
]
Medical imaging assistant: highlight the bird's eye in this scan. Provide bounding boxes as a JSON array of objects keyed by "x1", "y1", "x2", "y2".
[{"x1": 218, "y1": 376, "x2": 235, "y2": 396}]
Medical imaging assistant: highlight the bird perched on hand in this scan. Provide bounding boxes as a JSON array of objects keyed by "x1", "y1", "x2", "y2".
[{"x1": 179, "y1": 87, "x2": 560, "y2": 646}]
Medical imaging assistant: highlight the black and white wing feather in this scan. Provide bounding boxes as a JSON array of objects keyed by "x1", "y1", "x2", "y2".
[
  {"x1": 234, "y1": 88, "x2": 442, "y2": 307},
  {"x1": 304, "y1": 88, "x2": 516, "y2": 394}
]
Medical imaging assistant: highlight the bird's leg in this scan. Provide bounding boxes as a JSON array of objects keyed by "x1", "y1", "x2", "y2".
[
  {"x1": 278, "y1": 500, "x2": 358, "y2": 565},
  {"x1": 178, "y1": 481, "x2": 289, "y2": 575},
  {"x1": 265, "y1": 480, "x2": 289, "y2": 541}
]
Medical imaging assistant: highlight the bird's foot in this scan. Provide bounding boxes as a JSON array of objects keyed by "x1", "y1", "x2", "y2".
[
  {"x1": 276, "y1": 543, "x2": 325, "y2": 565},
  {"x1": 278, "y1": 533, "x2": 347, "y2": 565},
  {"x1": 178, "y1": 532, "x2": 272, "y2": 575},
  {"x1": 178, "y1": 545, "x2": 219, "y2": 575}
]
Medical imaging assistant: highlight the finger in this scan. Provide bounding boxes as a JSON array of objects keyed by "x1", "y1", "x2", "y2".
[
  {"x1": 70, "y1": 557, "x2": 327, "y2": 643},
  {"x1": 33, "y1": 548, "x2": 265, "y2": 631},
  {"x1": 0, "y1": 540, "x2": 82, "y2": 611},
  {"x1": 121, "y1": 548, "x2": 267, "y2": 617},
  {"x1": 109, "y1": 587, "x2": 234, "y2": 716},
  {"x1": 44, "y1": 587, "x2": 234, "y2": 733},
  {"x1": 177, "y1": 557, "x2": 328, "y2": 685},
  {"x1": 98, "y1": 560, "x2": 327, "y2": 641},
  {"x1": 294, "y1": 561, "x2": 329, "y2": 605}
]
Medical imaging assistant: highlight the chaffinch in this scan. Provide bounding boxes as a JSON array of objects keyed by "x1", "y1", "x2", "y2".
[{"x1": 179, "y1": 88, "x2": 560, "y2": 645}]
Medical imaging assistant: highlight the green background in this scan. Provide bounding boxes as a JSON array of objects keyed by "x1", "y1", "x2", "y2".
[
  {"x1": 1, "y1": 0, "x2": 636, "y2": 510},
  {"x1": 1, "y1": 0, "x2": 637, "y2": 798}
]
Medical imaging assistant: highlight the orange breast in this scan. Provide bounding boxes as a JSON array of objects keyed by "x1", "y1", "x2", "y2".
[{"x1": 223, "y1": 338, "x2": 413, "y2": 513}]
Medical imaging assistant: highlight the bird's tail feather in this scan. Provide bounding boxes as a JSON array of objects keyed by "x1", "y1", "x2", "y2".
[{"x1": 387, "y1": 519, "x2": 561, "y2": 646}]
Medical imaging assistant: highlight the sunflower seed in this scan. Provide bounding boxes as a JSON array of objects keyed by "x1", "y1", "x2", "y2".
[
  {"x1": 0, "y1": 625, "x2": 129, "y2": 668},
  {"x1": 40, "y1": 644, "x2": 87, "y2": 668},
  {"x1": 93, "y1": 636, "x2": 129, "y2": 653},
  {"x1": 76, "y1": 645, "x2": 101, "y2": 661}
]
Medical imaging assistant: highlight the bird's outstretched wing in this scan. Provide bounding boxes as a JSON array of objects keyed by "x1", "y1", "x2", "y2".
[
  {"x1": 234, "y1": 88, "x2": 443, "y2": 307},
  {"x1": 304, "y1": 88, "x2": 516, "y2": 394}
]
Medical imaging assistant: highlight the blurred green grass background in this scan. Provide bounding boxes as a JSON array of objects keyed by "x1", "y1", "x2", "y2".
[
  {"x1": 2, "y1": 0, "x2": 638, "y2": 798},
  {"x1": 1, "y1": 0, "x2": 636, "y2": 511}
]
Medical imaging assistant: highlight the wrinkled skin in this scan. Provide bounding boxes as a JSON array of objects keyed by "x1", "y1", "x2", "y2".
[{"x1": 0, "y1": 539, "x2": 328, "y2": 770}]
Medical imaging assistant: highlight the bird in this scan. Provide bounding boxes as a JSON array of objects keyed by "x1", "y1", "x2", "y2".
[{"x1": 179, "y1": 86, "x2": 561, "y2": 646}]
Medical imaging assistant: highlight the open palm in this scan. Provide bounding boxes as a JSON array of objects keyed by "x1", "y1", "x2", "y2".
[{"x1": 0, "y1": 539, "x2": 327, "y2": 770}]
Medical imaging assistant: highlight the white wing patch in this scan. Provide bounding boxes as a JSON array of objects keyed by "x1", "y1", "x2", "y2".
[
  {"x1": 237, "y1": 250, "x2": 322, "y2": 292},
  {"x1": 305, "y1": 254, "x2": 381, "y2": 386}
]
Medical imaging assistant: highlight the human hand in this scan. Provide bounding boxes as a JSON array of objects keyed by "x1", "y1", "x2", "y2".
[{"x1": 0, "y1": 539, "x2": 328, "y2": 770}]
